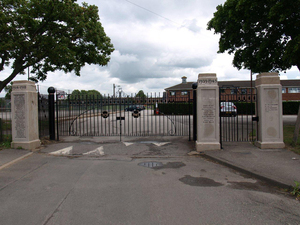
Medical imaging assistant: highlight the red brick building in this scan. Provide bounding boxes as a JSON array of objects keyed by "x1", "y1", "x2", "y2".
[{"x1": 165, "y1": 77, "x2": 300, "y2": 102}]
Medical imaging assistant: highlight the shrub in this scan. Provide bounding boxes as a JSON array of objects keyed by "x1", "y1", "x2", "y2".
[
  {"x1": 157, "y1": 103, "x2": 193, "y2": 115},
  {"x1": 283, "y1": 101, "x2": 300, "y2": 115}
]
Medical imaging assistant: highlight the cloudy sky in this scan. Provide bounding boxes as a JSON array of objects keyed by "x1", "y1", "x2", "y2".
[{"x1": 1, "y1": 0, "x2": 299, "y2": 96}]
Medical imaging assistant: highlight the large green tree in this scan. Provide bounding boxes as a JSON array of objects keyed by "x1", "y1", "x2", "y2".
[
  {"x1": 135, "y1": 90, "x2": 147, "y2": 98},
  {"x1": 207, "y1": 0, "x2": 300, "y2": 73},
  {"x1": 0, "y1": 0, "x2": 114, "y2": 92},
  {"x1": 70, "y1": 89, "x2": 102, "y2": 99}
]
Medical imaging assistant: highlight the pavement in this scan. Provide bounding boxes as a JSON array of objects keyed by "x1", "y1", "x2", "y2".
[
  {"x1": 1, "y1": 136, "x2": 300, "y2": 190},
  {"x1": 0, "y1": 148, "x2": 33, "y2": 170},
  {"x1": 202, "y1": 142, "x2": 300, "y2": 189}
]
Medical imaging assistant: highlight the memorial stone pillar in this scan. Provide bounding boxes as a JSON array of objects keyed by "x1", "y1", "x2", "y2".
[
  {"x1": 255, "y1": 72, "x2": 285, "y2": 149},
  {"x1": 11, "y1": 81, "x2": 41, "y2": 150},
  {"x1": 196, "y1": 73, "x2": 220, "y2": 151}
]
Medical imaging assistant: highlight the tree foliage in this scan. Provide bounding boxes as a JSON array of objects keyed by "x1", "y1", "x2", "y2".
[
  {"x1": 0, "y1": 0, "x2": 114, "y2": 92},
  {"x1": 207, "y1": 0, "x2": 300, "y2": 73},
  {"x1": 70, "y1": 89, "x2": 102, "y2": 99},
  {"x1": 135, "y1": 90, "x2": 147, "y2": 98},
  {"x1": 4, "y1": 82, "x2": 13, "y2": 99}
]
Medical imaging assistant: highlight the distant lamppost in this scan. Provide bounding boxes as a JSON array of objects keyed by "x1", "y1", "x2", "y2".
[
  {"x1": 113, "y1": 84, "x2": 120, "y2": 98},
  {"x1": 118, "y1": 87, "x2": 122, "y2": 141}
]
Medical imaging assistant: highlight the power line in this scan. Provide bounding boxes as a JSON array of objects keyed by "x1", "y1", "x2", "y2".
[{"x1": 124, "y1": 0, "x2": 181, "y2": 26}]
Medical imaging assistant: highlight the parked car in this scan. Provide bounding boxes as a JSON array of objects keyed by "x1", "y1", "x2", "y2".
[
  {"x1": 125, "y1": 105, "x2": 145, "y2": 111},
  {"x1": 220, "y1": 102, "x2": 237, "y2": 117}
]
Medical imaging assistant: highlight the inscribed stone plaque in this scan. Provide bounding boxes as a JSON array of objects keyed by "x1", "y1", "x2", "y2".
[
  {"x1": 14, "y1": 94, "x2": 26, "y2": 138},
  {"x1": 202, "y1": 104, "x2": 215, "y2": 124},
  {"x1": 263, "y1": 88, "x2": 279, "y2": 139},
  {"x1": 200, "y1": 89, "x2": 216, "y2": 139}
]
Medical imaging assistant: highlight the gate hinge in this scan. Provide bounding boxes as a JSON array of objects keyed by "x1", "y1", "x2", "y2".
[{"x1": 252, "y1": 116, "x2": 259, "y2": 122}]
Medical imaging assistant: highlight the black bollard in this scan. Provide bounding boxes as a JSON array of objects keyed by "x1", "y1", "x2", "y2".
[{"x1": 48, "y1": 87, "x2": 56, "y2": 140}]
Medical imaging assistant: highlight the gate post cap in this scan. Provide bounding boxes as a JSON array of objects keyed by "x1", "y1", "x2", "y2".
[
  {"x1": 48, "y1": 87, "x2": 56, "y2": 94},
  {"x1": 192, "y1": 82, "x2": 198, "y2": 89}
]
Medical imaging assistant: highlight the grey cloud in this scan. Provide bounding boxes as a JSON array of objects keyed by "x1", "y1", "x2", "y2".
[
  {"x1": 108, "y1": 58, "x2": 169, "y2": 83},
  {"x1": 158, "y1": 57, "x2": 212, "y2": 69},
  {"x1": 182, "y1": 19, "x2": 201, "y2": 33}
]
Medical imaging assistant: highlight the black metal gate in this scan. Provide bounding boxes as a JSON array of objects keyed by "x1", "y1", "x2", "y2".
[
  {"x1": 219, "y1": 86, "x2": 257, "y2": 146},
  {"x1": 55, "y1": 93, "x2": 192, "y2": 139},
  {"x1": 38, "y1": 93, "x2": 49, "y2": 138}
]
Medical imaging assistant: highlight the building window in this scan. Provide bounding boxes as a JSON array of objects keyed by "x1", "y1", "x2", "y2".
[
  {"x1": 170, "y1": 91, "x2": 176, "y2": 96},
  {"x1": 282, "y1": 88, "x2": 286, "y2": 93},
  {"x1": 241, "y1": 89, "x2": 247, "y2": 94},
  {"x1": 230, "y1": 89, "x2": 237, "y2": 94},
  {"x1": 181, "y1": 91, "x2": 188, "y2": 95},
  {"x1": 288, "y1": 88, "x2": 300, "y2": 93}
]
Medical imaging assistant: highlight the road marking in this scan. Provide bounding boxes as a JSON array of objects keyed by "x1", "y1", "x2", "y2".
[
  {"x1": 83, "y1": 146, "x2": 104, "y2": 156},
  {"x1": 0, "y1": 152, "x2": 33, "y2": 171},
  {"x1": 49, "y1": 146, "x2": 73, "y2": 155},
  {"x1": 124, "y1": 141, "x2": 170, "y2": 147},
  {"x1": 123, "y1": 142, "x2": 134, "y2": 147},
  {"x1": 153, "y1": 142, "x2": 170, "y2": 147}
]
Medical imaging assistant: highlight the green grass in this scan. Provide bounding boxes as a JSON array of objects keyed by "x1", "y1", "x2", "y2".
[
  {"x1": 0, "y1": 135, "x2": 12, "y2": 150},
  {"x1": 291, "y1": 181, "x2": 300, "y2": 200},
  {"x1": 283, "y1": 125, "x2": 300, "y2": 155},
  {"x1": 1, "y1": 120, "x2": 11, "y2": 130}
]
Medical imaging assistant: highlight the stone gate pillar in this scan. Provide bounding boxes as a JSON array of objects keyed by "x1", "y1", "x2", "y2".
[
  {"x1": 196, "y1": 73, "x2": 220, "y2": 151},
  {"x1": 11, "y1": 81, "x2": 41, "y2": 150},
  {"x1": 255, "y1": 72, "x2": 285, "y2": 149}
]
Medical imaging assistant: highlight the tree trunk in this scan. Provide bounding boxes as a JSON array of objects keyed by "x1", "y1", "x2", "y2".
[
  {"x1": 0, "y1": 71, "x2": 18, "y2": 93},
  {"x1": 0, "y1": 59, "x2": 25, "y2": 93}
]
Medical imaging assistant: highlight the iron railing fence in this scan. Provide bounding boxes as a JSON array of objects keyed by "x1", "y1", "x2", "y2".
[
  {"x1": 0, "y1": 99, "x2": 12, "y2": 142},
  {"x1": 0, "y1": 94, "x2": 49, "y2": 142},
  {"x1": 219, "y1": 87, "x2": 257, "y2": 145},
  {"x1": 56, "y1": 93, "x2": 193, "y2": 138}
]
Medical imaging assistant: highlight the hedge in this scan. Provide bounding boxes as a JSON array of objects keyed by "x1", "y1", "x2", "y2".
[
  {"x1": 157, "y1": 101, "x2": 300, "y2": 115},
  {"x1": 234, "y1": 102, "x2": 256, "y2": 115},
  {"x1": 235, "y1": 101, "x2": 300, "y2": 115},
  {"x1": 283, "y1": 101, "x2": 300, "y2": 115},
  {"x1": 157, "y1": 103, "x2": 193, "y2": 115}
]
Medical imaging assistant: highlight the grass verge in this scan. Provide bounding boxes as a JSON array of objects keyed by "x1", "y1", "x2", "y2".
[
  {"x1": 0, "y1": 135, "x2": 12, "y2": 150},
  {"x1": 283, "y1": 125, "x2": 300, "y2": 155}
]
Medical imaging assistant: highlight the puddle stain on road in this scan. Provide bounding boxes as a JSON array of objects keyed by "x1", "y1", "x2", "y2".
[
  {"x1": 138, "y1": 161, "x2": 186, "y2": 169},
  {"x1": 179, "y1": 175, "x2": 224, "y2": 187},
  {"x1": 154, "y1": 162, "x2": 186, "y2": 170}
]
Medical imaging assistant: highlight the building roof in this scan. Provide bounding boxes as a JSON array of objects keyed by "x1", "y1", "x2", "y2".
[
  {"x1": 165, "y1": 82, "x2": 194, "y2": 91},
  {"x1": 165, "y1": 79, "x2": 300, "y2": 91}
]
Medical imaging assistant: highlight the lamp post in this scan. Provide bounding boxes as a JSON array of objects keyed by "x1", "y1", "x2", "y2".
[
  {"x1": 119, "y1": 88, "x2": 122, "y2": 141},
  {"x1": 113, "y1": 84, "x2": 121, "y2": 98}
]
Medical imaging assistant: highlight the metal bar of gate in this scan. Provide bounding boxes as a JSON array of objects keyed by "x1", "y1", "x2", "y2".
[{"x1": 219, "y1": 87, "x2": 223, "y2": 148}]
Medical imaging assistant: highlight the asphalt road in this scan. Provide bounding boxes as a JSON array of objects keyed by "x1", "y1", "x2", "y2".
[
  {"x1": 63, "y1": 109, "x2": 191, "y2": 136},
  {"x1": 0, "y1": 137, "x2": 299, "y2": 225}
]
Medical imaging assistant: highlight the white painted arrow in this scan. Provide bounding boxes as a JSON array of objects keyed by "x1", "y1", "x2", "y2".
[
  {"x1": 153, "y1": 142, "x2": 170, "y2": 147},
  {"x1": 123, "y1": 142, "x2": 134, "y2": 147},
  {"x1": 49, "y1": 146, "x2": 73, "y2": 155},
  {"x1": 83, "y1": 146, "x2": 104, "y2": 156}
]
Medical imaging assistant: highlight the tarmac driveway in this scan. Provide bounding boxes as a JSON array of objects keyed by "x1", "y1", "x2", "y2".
[{"x1": 0, "y1": 137, "x2": 299, "y2": 225}]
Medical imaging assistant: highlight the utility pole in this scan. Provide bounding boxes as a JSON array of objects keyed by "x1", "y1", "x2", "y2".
[
  {"x1": 113, "y1": 84, "x2": 115, "y2": 98},
  {"x1": 113, "y1": 84, "x2": 120, "y2": 98}
]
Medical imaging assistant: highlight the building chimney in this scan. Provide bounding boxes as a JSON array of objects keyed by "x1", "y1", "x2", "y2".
[{"x1": 181, "y1": 76, "x2": 187, "y2": 84}]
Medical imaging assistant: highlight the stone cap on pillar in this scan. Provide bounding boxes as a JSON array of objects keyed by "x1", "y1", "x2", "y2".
[
  {"x1": 198, "y1": 73, "x2": 218, "y2": 86},
  {"x1": 256, "y1": 72, "x2": 280, "y2": 86},
  {"x1": 12, "y1": 80, "x2": 37, "y2": 92}
]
